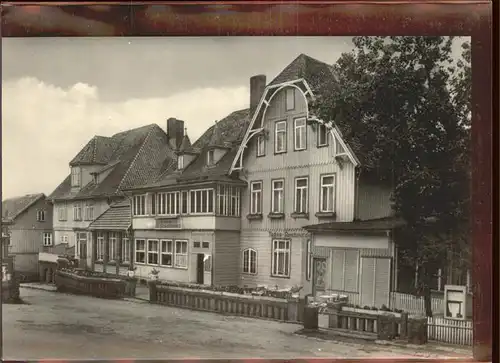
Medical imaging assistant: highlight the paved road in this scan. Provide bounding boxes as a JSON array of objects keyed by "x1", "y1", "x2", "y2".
[{"x1": 2, "y1": 288, "x2": 470, "y2": 360}]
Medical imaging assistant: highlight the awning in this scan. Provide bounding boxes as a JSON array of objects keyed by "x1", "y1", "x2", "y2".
[
  {"x1": 88, "y1": 202, "x2": 131, "y2": 231},
  {"x1": 303, "y1": 216, "x2": 406, "y2": 233}
]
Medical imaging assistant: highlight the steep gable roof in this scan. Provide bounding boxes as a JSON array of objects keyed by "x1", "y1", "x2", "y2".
[
  {"x1": 129, "y1": 109, "x2": 250, "y2": 190},
  {"x1": 2, "y1": 193, "x2": 46, "y2": 220},
  {"x1": 88, "y1": 199, "x2": 131, "y2": 231},
  {"x1": 268, "y1": 53, "x2": 337, "y2": 91},
  {"x1": 49, "y1": 124, "x2": 176, "y2": 201}
]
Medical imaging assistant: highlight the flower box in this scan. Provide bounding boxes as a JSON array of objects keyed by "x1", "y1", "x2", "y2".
[{"x1": 342, "y1": 306, "x2": 402, "y2": 318}]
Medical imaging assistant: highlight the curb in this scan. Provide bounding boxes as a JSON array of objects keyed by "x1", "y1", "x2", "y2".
[
  {"x1": 20, "y1": 284, "x2": 57, "y2": 293},
  {"x1": 374, "y1": 339, "x2": 472, "y2": 357}
]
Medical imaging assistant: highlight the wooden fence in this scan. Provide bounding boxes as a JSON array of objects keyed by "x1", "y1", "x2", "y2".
[
  {"x1": 150, "y1": 283, "x2": 304, "y2": 323},
  {"x1": 427, "y1": 316, "x2": 473, "y2": 346},
  {"x1": 390, "y1": 292, "x2": 444, "y2": 315}
]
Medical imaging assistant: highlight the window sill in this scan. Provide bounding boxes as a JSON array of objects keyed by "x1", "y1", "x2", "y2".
[
  {"x1": 242, "y1": 271, "x2": 257, "y2": 275},
  {"x1": 293, "y1": 147, "x2": 307, "y2": 152},
  {"x1": 267, "y1": 213, "x2": 285, "y2": 220},
  {"x1": 246, "y1": 214, "x2": 263, "y2": 221},
  {"x1": 315, "y1": 212, "x2": 336, "y2": 219},
  {"x1": 291, "y1": 212, "x2": 309, "y2": 219},
  {"x1": 317, "y1": 143, "x2": 328, "y2": 149},
  {"x1": 270, "y1": 274, "x2": 291, "y2": 279},
  {"x1": 155, "y1": 215, "x2": 179, "y2": 220}
]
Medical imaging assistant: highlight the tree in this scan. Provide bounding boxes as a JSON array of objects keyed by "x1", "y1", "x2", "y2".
[{"x1": 312, "y1": 36, "x2": 471, "y2": 316}]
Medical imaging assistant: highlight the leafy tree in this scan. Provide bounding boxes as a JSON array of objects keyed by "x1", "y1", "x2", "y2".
[{"x1": 312, "y1": 36, "x2": 471, "y2": 316}]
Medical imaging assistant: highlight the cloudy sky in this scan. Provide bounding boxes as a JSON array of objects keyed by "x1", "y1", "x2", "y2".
[{"x1": 2, "y1": 36, "x2": 466, "y2": 199}]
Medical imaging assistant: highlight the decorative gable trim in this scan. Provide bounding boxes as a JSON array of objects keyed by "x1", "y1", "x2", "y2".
[{"x1": 229, "y1": 78, "x2": 359, "y2": 173}]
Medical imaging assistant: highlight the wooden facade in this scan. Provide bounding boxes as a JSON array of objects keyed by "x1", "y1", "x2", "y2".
[{"x1": 6, "y1": 196, "x2": 53, "y2": 279}]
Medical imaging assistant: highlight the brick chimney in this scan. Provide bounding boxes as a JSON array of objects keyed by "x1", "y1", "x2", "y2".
[
  {"x1": 250, "y1": 75, "x2": 266, "y2": 113},
  {"x1": 166, "y1": 118, "x2": 185, "y2": 150}
]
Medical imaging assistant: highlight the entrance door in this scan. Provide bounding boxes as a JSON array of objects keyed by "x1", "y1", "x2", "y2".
[
  {"x1": 196, "y1": 253, "x2": 205, "y2": 284},
  {"x1": 77, "y1": 232, "x2": 88, "y2": 269},
  {"x1": 312, "y1": 258, "x2": 327, "y2": 296}
]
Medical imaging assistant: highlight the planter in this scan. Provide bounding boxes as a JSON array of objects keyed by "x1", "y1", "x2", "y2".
[
  {"x1": 342, "y1": 306, "x2": 402, "y2": 318},
  {"x1": 303, "y1": 306, "x2": 319, "y2": 330}
]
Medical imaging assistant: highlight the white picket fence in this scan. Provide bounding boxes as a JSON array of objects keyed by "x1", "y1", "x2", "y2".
[
  {"x1": 390, "y1": 292, "x2": 444, "y2": 316},
  {"x1": 427, "y1": 316, "x2": 473, "y2": 346}
]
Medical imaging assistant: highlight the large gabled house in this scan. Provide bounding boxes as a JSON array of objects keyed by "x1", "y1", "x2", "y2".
[
  {"x1": 122, "y1": 112, "x2": 249, "y2": 284},
  {"x1": 1, "y1": 193, "x2": 53, "y2": 281},
  {"x1": 48, "y1": 123, "x2": 177, "y2": 271},
  {"x1": 228, "y1": 53, "x2": 403, "y2": 307}
]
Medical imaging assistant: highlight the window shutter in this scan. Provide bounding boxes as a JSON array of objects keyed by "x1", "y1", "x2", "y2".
[
  {"x1": 344, "y1": 250, "x2": 359, "y2": 292},
  {"x1": 374, "y1": 258, "x2": 391, "y2": 307},
  {"x1": 331, "y1": 249, "x2": 344, "y2": 290},
  {"x1": 360, "y1": 257, "x2": 376, "y2": 307}
]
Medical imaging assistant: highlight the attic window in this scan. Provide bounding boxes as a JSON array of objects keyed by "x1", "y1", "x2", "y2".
[
  {"x1": 178, "y1": 155, "x2": 184, "y2": 170},
  {"x1": 286, "y1": 88, "x2": 295, "y2": 111},
  {"x1": 207, "y1": 150, "x2": 215, "y2": 166},
  {"x1": 71, "y1": 167, "x2": 81, "y2": 187}
]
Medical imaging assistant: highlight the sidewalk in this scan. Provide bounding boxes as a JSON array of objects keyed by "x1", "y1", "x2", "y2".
[
  {"x1": 295, "y1": 328, "x2": 472, "y2": 358},
  {"x1": 20, "y1": 282, "x2": 150, "y2": 304}
]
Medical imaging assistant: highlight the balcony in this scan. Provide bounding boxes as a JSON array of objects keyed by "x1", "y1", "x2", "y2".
[{"x1": 132, "y1": 214, "x2": 240, "y2": 231}]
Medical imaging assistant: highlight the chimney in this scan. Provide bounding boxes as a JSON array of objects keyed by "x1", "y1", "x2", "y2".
[
  {"x1": 166, "y1": 118, "x2": 185, "y2": 150},
  {"x1": 250, "y1": 74, "x2": 266, "y2": 113}
]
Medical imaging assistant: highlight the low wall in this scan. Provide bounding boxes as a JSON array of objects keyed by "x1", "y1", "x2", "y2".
[
  {"x1": 150, "y1": 283, "x2": 304, "y2": 323},
  {"x1": 55, "y1": 270, "x2": 126, "y2": 299}
]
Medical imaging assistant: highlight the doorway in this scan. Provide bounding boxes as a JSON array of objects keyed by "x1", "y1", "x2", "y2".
[
  {"x1": 77, "y1": 232, "x2": 88, "y2": 269},
  {"x1": 196, "y1": 253, "x2": 205, "y2": 284},
  {"x1": 312, "y1": 258, "x2": 327, "y2": 297}
]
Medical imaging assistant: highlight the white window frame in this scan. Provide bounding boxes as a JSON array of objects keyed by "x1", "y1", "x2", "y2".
[
  {"x1": 160, "y1": 239, "x2": 173, "y2": 267},
  {"x1": 121, "y1": 237, "x2": 130, "y2": 263},
  {"x1": 294, "y1": 118, "x2": 307, "y2": 151},
  {"x1": 285, "y1": 87, "x2": 295, "y2": 111},
  {"x1": 174, "y1": 240, "x2": 188, "y2": 269},
  {"x1": 271, "y1": 179, "x2": 284, "y2": 214},
  {"x1": 275, "y1": 121, "x2": 287, "y2": 154},
  {"x1": 242, "y1": 248, "x2": 257, "y2": 274},
  {"x1": 73, "y1": 202, "x2": 82, "y2": 221},
  {"x1": 207, "y1": 149, "x2": 215, "y2": 166},
  {"x1": 295, "y1": 177, "x2": 309, "y2": 214},
  {"x1": 177, "y1": 155, "x2": 184, "y2": 170},
  {"x1": 256, "y1": 135, "x2": 266, "y2": 157},
  {"x1": 217, "y1": 185, "x2": 240, "y2": 217},
  {"x1": 180, "y1": 190, "x2": 189, "y2": 214},
  {"x1": 42, "y1": 232, "x2": 52, "y2": 246},
  {"x1": 108, "y1": 232, "x2": 118, "y2": 262},
  {"x1": 133, "y1": 195, "x2": 147, "y2": 216},
  {"x1": 37, "y1": 210, "x2": 46, "y2": 222},
  {"x1": 306, "y1": 240, "x2": 312, "y2": 281},
  {"x1": 157, "y1": 192, "x2": 180, "y2": 216},
  {"x1": 318, "y1": 123, "x2": 328, "y2": 147},
  {"x1": 71, "y1": 167, "x2": 81, "y2": 187},
  {"x1": 97, "y1": 233, "x2": 105, "y2": 261},
  {"x1": 84, "y1": 202, "x2": 94, "y2": 221},
  {"x1": 58, "y1": 203, "x2": 67, "y2": 221},
  {"x1": 147, "y1": 239, "x2": 159, "y2": 265},
  {"x1": 250, "y1": 181, "x2": 262, "y2": 215},
  {"x1": 135, "y1": 239, "x2": 146, "y2": 264},
  {"x1": 271, "y1": 239, "x2": 291, "y2": 278},
  {"x1": 60, "y1": 234, "x2": 68, "y2": 244},
  {"x1": 189, "y1": 189, "x2": 214, "y2": 214},
  {"x1": 320, "y1": 174, "x2": 336, "y2": 213}
]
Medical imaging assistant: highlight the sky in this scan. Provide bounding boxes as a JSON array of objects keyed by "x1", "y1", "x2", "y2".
[{"x1": 1, "y1": 36, "x2": 466, "y2": 200}]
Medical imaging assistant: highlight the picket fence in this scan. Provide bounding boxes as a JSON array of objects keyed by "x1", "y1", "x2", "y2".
[
  {"x1": 427, "y1": 316, "x2": 473, "y2": 346},
  {"x1": 390, "y1": 292, "x2": 444, "y2": 316}
]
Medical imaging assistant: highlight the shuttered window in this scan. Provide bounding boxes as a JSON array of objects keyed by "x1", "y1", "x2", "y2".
[
  {"x1": 360, "y1": 257, "x2": 391, "y2": 308},
  {"x1": 330, "y1": 249, "x2": 359, "y2": 292}
]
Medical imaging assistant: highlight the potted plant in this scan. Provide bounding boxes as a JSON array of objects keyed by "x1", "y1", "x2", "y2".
[{"x1": 148, "y1": 267, "x2": 160, "y2": 282}]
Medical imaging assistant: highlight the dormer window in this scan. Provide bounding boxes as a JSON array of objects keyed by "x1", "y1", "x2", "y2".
[
  {"x1": 71, "y1": 167, "x2": 81, "y2": 187},
  {"x1": 207, "y1": 149, "x2": 215, "y2": 166},
  {"x1": 178, "y1": 155, "x2": 184, "y2": 170}
]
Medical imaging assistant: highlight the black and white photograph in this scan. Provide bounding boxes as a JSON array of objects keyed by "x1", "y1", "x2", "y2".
[{"x1": 2, "y1": 35, "x2": 474, "y2": 360}]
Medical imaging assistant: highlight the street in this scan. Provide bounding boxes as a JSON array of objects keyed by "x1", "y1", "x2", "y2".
[{"x1": 3, "y1": 288, "x2": 470, "y2": 360}]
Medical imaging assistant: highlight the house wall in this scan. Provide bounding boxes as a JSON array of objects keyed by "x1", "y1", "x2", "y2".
[
  {"x1": 308, "y1": 232, "x2": 395, "y2": 308},
  {"x1": 356, "y1": 178, "x2": 393, "y2": 221},
  {"x1": 133, "y1": 215, "x2": 241, "y2": 231},
  {"x1": 239, "y1": 229, "x2": 307, "y2": 290},
  {"x1": 213, "y1": 230, "x2": 240, "y2": 286},
  {"x1": 53, "y1": 198, "x2": 111, "y2": 247},
  {"x1": 8, "y1": 197, "x2": 53, "y2": 276},
  {"x1": 237, "y1": 85, "x2": 357, "y2": 292}
]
